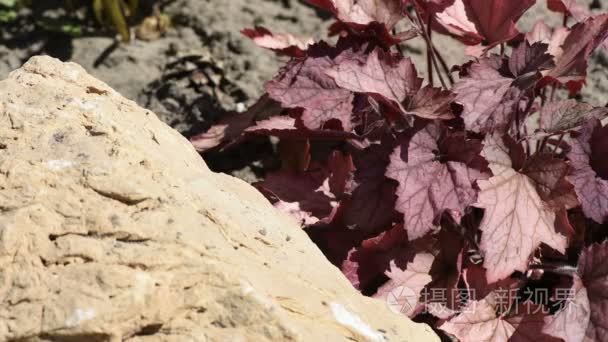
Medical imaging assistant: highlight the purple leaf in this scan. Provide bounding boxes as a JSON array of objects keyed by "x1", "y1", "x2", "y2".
[
  {"x1": 578, "y1": 241, "x2": 608, "y2": 342},
  {"x1": 453, "y1": 56, "x2": 518, "y2": 133},
  {"x1": 539, "y1": 100, "x2": 608, "y2": 134},
  {"x1": 386, "y1": 123, "x2": 488, "y2": 240},
  {"x1": 266, "y1": 48, "x2": 355, "y2": 131},
  {"x1": 475, "y1": 134, "x2": 567, "y2": 282},
  {"x1": 325, "y1": 48, "x2": 422, "y2": 113},
  {"x1": 567, "y1": 119, "x2": 608, "y2": 223}
]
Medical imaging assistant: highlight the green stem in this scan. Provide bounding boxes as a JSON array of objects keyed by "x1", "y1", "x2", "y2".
[{"x1": 103, "y1": 0, "x2": 130, "y2": 42}]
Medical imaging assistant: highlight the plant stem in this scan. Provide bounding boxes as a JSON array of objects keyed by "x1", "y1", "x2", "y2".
[
  {"x1": 552, "y1": 133, "x2": 566, "y2": 156},
  {"x1": 523, "y1": 124, "x2": 531, "y2": 157},
  {"x1": 539, "y1": 137, "x2": 548, "y2": 154},
  {"x1": 528, "y1": 263, "x2": 578, "y2": 276},
  {"x1": 426, "y1": 45, "x2": 434, "y2": 85},
  {"x1": 392, "y1": 28, "x2": 405, "y2": 56},
  {"x1": 104, "y1": 0, "x2": 130, "y2": 42},
  {"x1": 540, "y1": 87, "x2": 546, "y2": 106},
  {"x1": 431, "y1": 42, "x2": 455, "y2": 85},
  {"x1": 414, "y1": 9, "x2": 447, "y2": 89},
  {"x1": 515, "y1": 100, "x2": 522, "y2": 141},
  {"x1": 426, "y1": 17, "x2": 435, "y2": 86}
]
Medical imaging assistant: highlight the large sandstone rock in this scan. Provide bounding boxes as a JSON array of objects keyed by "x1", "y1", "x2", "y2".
[{"x1": 0, "y1": 56, "x2": 438, "y2": 342}]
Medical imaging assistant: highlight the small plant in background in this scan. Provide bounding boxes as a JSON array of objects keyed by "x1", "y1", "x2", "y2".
[
  {"x1": 92, "y1": 0, "x2": 139, "y2": 41},
  {"x1": 193, "y1": 0, "x2": 608, "y2": 340},
  {"x1": 0, "y1": 0, "x2": 24, "y2": 23},
  {"x1": 0, "y1": 0, "x2": 163, "y2": 41}
]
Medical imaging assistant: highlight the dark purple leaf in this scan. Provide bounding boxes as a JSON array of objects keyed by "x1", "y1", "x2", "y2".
[
  {"x1": 538, "y1": 100, "x2": 608, "y2": 134},
  {"x1": 266, "y1": 49, "x2": 355, "y2": 131},
  {"x1": 386, "y1": 123, "x2": 488, "y2": 240},
  {"x1": 567, "y1": 119, "x2": 608, "y2": 223},
  {"x1": 578, "y1": 242, "x2": 608, "y2": 342},
  {"x1": 453, "y1": 56, "x2": 518, "y2": 133},
  {"x1": 325, "y1": 48, "x2": 422, "y2": 114}
]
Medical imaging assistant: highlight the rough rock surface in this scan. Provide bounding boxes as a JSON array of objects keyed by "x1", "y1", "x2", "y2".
[{"x1": 0, "y1": 56, "x2": 438, "y2": 342}]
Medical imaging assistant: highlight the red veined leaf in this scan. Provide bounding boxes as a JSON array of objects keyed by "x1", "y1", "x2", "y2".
[
  {"x1": 386, "y1": 122, "x2": 488, "y2": 240},
  {"x1": 360, "y1": 223, "x2": 407, "y2": 252},
  {"x1": 342, "y1": 143, "x2": 399, "y2": 234},
  {"x1": 325, "y1": 48, "x2": 421, "y2": 111},
  {"x1": 475, "y1": 134, "x2": 567, "y2": 283},
  {"x1": 453, "y1": 56, "x2": 518, "y2": 133},
  {"x1": 455, "y1": 42, "x2": 553, "y2": 134},
  {"x1": 374, "y1": 253, "x2": 435, "y2": 317},
  {"x1": 327, "y1": 150, "x2": 355, "y2": 197},
  {"x1": 326, "y1": 48, "x2": 457, "y2": 120},
  {"x1": 578, "y1": 241, "x2": 608, "y2": 342},
  {"x1": 547, "y1": 0, "x2": 591, "y2": 22},
  {"x1": 307, "y1": 228, "x2": 371, "y2": 290},
  {"x1": 522, "y1": 152, "x2": 579, "y2": 211},
  {"x1": 538, "y1": 99, "x2": 608, "y2": 134},
  {"x1": 254, "y1": 167, "x2": 336, "y2": 226},
  {"x1": 508, "y1": 41, "x2": 555, "y2": 78},
  {"x1": 341, "y1": 245, "x2": 390, "y2": 291},
  {"x1": 526, "y1": 21, "x2": 553, "y2": 44},
  {"x1": 462, "y1": 263, "x2": 523, "y2": 303},
  {"x1": 266, "y1": 46, "x2": 355, "y2": 131},
  {"x1": 414, "y1": 0, "x2": 456, "y2": 15},
  {"x1": 544, "y1": 14, "x2": 608, "y2": 94},
  {"x1": 326, "y1": 223, "x2": 417, "y2": 291},
  {"x1": 190, "y1": 95, "x2": 282, "y2": 152},
  {"x1": 244, "y1": 116, "x2": 359, "y2": 140},
  {"x1": 433, "y1": 0, "x2": 484, "y2": 45},
  {"x1": 440, "y1": 292, "x2": 559, "y2": 342},
  {"x1": 462, "y1": 0, "x2": 536, "y2": 45},
  {"x1": 422, "y1": 227, "x2": 464, "y2": 312},
  {"x1": 526, "y1": 21, "x2": 570, "y2": 59},
  {"x1": 241, "y1": 26, "x2": 314, "y2": 57},
  {"x1": 246, "y1": 116, "x2": 298, "y2": 133},
  {"x1": 404, "y1": 85, "x2": 457, "y2": 120},
  {"x1": 441, "y1": 293, "x2": 517, "y2": 341},
  {"x1": 542, "y1": 276, "x2": 590, "y2": 342},
  {"x1": 432, "y1": 0, "x2": 535, "y2": 47},
  {"x1": 306, "y1": 0, "x2": 404, "y2": 29},
  {"x1": 567, "y1": 119, "x2": 608, "y2": 223},
  {"x1": 190, "y1": 112, "x2": 250, "y2": 152}
]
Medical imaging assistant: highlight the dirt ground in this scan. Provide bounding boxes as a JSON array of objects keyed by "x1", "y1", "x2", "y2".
[{"x1": 1, "y1": 0, "x2": 606, "y2": 181}]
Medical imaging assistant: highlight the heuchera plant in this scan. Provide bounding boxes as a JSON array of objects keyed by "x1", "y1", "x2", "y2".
[{"x1": 192, "y1": 0, "x2": 608, "y2": 340}]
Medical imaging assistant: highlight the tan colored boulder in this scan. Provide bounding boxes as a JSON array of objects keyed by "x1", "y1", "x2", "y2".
[{"x1": 0, "y1": 56, "x2": 438, "y2": 342}]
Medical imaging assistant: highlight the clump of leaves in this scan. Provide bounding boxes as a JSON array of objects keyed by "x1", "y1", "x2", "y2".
[{"x1": 193, "y1": 0, "x2": 608, "y2": 340}]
